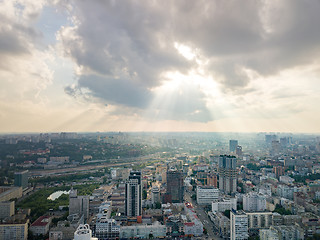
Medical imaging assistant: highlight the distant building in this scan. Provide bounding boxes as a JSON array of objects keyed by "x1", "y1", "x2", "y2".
[
  {"x1": 196, "y1": 186, "x2": 219, "y2": 205},
  {"x1": 209, "y1": 211, "x2": 230, "y2": 238},
  {"x1": 0, "y1": 219, "x2": 29, "y2": 240},
  {"x1": 236, "y1": 146, "x2": 243, "y2": 156},
  {"x1": 95, "y1": 217, "x2": 120, "y2": 240},
  {"x1": 269, "y1": 225, "x2": 304, "y2": 240},
  {"x1": 273, "y1": 166, "x2": 284, "y2": 179},
  {"x1": 212, "y1": 197, "x2": 237, "y2": 212},
  {"x1": 151, "y1": 186, "x2": 161, "y2": 204},
  {"x1": 125, "y1": 171, "x2": 142, "y2": 217},
  {"x1": 120, "y1": 221, "x2": 166, "y2": 239},
  {"x1": 69, "y1": 188, "x2": 89, "y2": 221},
  {"x1": 219, "y1": 155, "x2": 237, "y2": 195},
  {"x1": 74, "y1": 224, "x2": 97, "y2": 240},
  {"x1": 166, "y1": 169, "x2": 184, "y2": 203},
  {"x1": 243, "y1": 192, "x2": 267, "y2": 212},
  {"x1": 207, "y1": 173, "x2": 218, "y2": 188},
  {"x1": 230, "y1": 209, "x2": 248, "y2": 240},
  {"x1": 246, "y1": 212, "x2": 273, "y2": 230},
  {"x1": 0, "y1": 186, "x2": 22, "y2": 202},
  {"x1": 265, "y1": 135, "x2": 277, "y2": 145},
  {"x1": 30, "y1": 216, "x2": 52, "y2": 236},
  {"x1": 14, "y1": 170, "x2": 28, "y2": 189},
  {"x1": 49, "y1": 225, "x2": 75, "y2": 240},
  {"x1": 229, "y1": 140, "x2": 238, "y2": 152},
  {"x1": 0, "y1": 201, "x2": 15, "y2": 220},
  {"x1": 279, "y1": 176, "x2": 294, "y2": 185},
  {"x1": 259, "y1": 228, "x2": 279, "y2": 240}
]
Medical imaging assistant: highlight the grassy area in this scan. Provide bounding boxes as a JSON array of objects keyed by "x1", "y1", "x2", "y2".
[
  {"x1": 17, "y1": 183, "x2": 99, "y2": 221},
  {"x1": 30, "y1": 171, "x2": 105, "y2": 184}
]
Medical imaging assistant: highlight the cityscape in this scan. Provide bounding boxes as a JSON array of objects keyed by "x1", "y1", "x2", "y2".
[
  {"x1": 1, "y1": 1, "x2": 320, "y2": 240},
  {"x1": 0, "y1": 132, "x2": 320, "y2": 240}
]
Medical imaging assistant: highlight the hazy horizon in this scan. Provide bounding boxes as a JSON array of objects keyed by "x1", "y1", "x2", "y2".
[{"x1": 1, "y1": 1, "x2": 320, "y2": 133}]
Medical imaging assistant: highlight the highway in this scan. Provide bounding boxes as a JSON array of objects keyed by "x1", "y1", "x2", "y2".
[{"x1": 185, "y1": 191, "x2": 222, "y2": 240}]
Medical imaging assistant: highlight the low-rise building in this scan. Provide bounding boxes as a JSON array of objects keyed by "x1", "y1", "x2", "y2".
[
  {"x1": 30, "y1": 216, "x2": 52, "y2": 236},
  {"x1": 0, "y1": 201, "x2": 15, "y2": 220},
  {"x1": 243, "y1": 192, "x2": 266, "y2": 212},
  {"x1": 196, "y1": 186, "x2": 219, "y2": 205},
  {"x1": 0, "y1": 186, "x2": 22, "y2": 202},
  {"x1": 212, "y1": 197, "x2": 237, "y2": 212},
  {"x1": 120, "y1": 221, "x2": 166, "y2": 239},
  {"x1": 209, "y1": 211, "x2": 230, "y2": 239},
  {"x1": 49, "y1": 226, "x2": 75, "y2": 240},
  {"x1": 74, "y1": 224, "x2": 97, "y2": 240},
  {"x1": 259, "y1": 228, "x2": 279, "y2": 240},
  {"x1": 95, "y1": 216, "x2": 120, "y2": 240},
  {"x1": 270, "y1": 225, "x2": 304, "y2": 240}
]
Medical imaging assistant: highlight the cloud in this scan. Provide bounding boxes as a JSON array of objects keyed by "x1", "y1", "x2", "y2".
[
  {"x1": 56, "y1": 0, "x2": 320, "y2": 123},
  {"x1": 0, "y1": 0, "x2": 53, "y2": 107}
]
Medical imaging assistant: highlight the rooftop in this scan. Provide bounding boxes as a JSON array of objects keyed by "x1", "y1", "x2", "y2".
[{"x1": 31, "y1": 216, "x2": 51, "y2": 227}]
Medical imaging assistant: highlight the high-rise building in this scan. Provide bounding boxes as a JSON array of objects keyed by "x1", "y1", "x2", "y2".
[
  {"x1": 125, "y1": 171, "x2": 142, "y2": 217},
  {"x1": 166, "y1": 169, "x2": 184, "y2": 203},
  {"x1": 230, "y1": 209, "x2": 248, "y2": 240},
  {"x1": 236, "y1": 146, "x2": 243, "y2": 156},
  {"x1": 229, "y1": 140, "x2": 238, "y2": 152},
  {"x1": 273, "y1": 166, "x2": 284, "y2": 179},
  {"x1": 69, "y1": 188, "x2": 89, "y2": 221},
  {"x1": 207, "y1": 173, "x2": 218, "y2": 188},
  {"x1": 14, "y1": 170, "x2": 29, "y2": 189},
  {"x1": 265, "y1": 135, "x2": 277, "y2": 145},
  {"x1": 219, "y1": 155, "x2": 237, "y2": 195},
  {"x1": 151, "y1": 186, "x2": 161, "y2": 204}
]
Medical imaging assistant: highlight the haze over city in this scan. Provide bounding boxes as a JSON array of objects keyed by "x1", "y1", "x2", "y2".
[{"x1": 1, "y1": 0, "x2": 320, "y2": 133}]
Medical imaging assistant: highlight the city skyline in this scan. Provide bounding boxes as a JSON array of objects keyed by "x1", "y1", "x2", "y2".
[{"x1": 1, "y1": 1, "x2": 320, "y2": 133}]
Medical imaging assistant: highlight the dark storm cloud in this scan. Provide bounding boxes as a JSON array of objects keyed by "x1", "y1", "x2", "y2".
[{"x1": 59, "y1": 0, "x2": 320, "y2": 121}]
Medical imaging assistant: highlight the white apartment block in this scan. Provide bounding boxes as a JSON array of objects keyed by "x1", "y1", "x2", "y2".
[
  {"x1": 120, "y1": 222, "x2": 166, "y2": 239},
  {"x1": 212, "y1": 197, "x2": 237, "y2": 212},
  {"x1": 243, "y1": 192, "x2": 266, "y2": 212},
  {"x1": 230, "y1": 210, "x2": 248, "y2": 240},
  {"x1": 196, "y1": 186, "x2": 219, "y2": 205}
]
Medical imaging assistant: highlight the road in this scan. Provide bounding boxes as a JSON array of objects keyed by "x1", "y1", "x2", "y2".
[
  {"x1": 185, "y1": 191, "x2": 222, "y2": 240},
  {"x1": 29, "y1": 154, "x2": 160, "y2": 177}
]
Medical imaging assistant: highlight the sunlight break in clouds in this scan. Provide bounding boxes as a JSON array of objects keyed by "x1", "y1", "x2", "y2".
[{"x1": 1, "y1": 0, "x2": 320, "y2": 133}]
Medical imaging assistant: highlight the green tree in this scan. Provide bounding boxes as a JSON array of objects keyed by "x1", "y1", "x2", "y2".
[
  {"x1": 191, "y1": 194, "x2": 196, "y2": 200},
  {"x1": 155, "y1": 202, "x2": 161, "y2": 209},
  {"x1": 143, "y1": 190, "x2": 147, "y2": 199},
  {"x1": 223, "y1": 210, "x2": 231, "y2": 218}
]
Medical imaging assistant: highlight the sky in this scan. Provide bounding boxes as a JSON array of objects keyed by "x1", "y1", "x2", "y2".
[{"x1": 1, "y1": 0, "x2": 320, "y2": 133}]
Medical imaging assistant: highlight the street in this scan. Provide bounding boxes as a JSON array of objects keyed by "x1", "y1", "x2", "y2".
[{"x1": 185, "y1": 191, "x2": 223, "y2": 240}]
